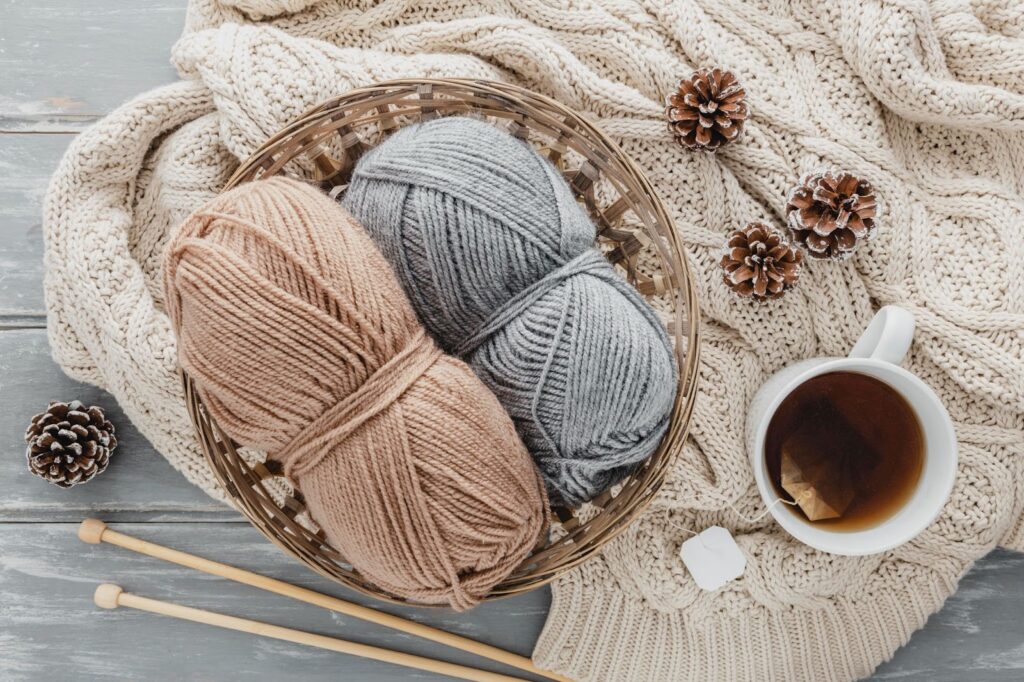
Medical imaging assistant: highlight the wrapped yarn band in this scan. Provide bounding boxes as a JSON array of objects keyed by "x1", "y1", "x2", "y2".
[
  {"x1": 278, "y1": 329, "x2": 442, "y2": 478},
  {"x1": 454, "y1": 250, "x2": 608, "y2": 357}
]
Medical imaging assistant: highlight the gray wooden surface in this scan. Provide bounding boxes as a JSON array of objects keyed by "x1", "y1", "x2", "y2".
[{"x1": 1, "y1": 2, "x2": 1021, "y2": 680}]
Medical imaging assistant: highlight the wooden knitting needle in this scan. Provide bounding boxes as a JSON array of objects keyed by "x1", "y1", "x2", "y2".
[
  {"x1": 93, "y1": 584, "x2": 523, "y2": 682},
  {"x1": 80, "y1": 520, "x2": 571, "y2": 682}
]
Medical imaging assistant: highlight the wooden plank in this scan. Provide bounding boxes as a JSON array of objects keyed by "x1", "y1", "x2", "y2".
[
  {"x1": 0, "y1": 135, "x2": 69, "y2": 317},
  {"x1": 872, "y1": 549, "x2": 1024, "y2": 681},
  {"x1": 0, "y1": 522, "x2": 552, "y2": 682},
  {"x1": 0, "y1": 0, "x2": 185, "y2": 132},
  {"x1": 0, "y1": 522, "x2": 1021, "y2": 680},
  {"x1": 0, "y1": 315, "x2": 47, "y2": 330},
  {"x1": 0, "y1": 329, "x2": 235, "y2": 521},
  {"x1": 1, "y1": 326, "x2": 1022, "y2": 678}
]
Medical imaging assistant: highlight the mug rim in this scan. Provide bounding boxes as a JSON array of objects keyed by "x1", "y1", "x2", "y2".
[{"x1": 751, "y1": 357, "x2": 957, "y2": 555}]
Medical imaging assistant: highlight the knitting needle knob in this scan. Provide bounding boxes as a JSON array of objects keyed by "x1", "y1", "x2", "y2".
[
  {"x1": 94, "y1": 583, "x2": 124, "y2": 609},
  {"x1": 79, "y1": 518, "x2": 108, "y2": 545}
]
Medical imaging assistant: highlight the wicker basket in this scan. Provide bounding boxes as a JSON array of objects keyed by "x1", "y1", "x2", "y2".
[{"x1": 183, "y1": 78, "x2": 701, "y2": 605}]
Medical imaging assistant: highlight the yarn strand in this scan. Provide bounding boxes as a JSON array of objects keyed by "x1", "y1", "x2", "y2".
[
  {"x1": 165, "y1": 176, "x2": 548, "y2": 610},
  {"x1": 344, "y1": 117, "x2": 678, "y2": 506}
]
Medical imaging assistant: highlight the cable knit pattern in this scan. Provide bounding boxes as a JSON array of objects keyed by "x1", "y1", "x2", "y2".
[{"x1": 42, "y1": 1, "x2": 1023, "y2": 680}]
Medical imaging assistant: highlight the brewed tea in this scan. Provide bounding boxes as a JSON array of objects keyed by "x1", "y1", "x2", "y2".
[{"x1": 765, "y1": 371, "x2": 924, "y2": 531}]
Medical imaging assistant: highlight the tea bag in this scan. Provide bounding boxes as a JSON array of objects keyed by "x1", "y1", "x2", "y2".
[
  {"x1": 679, "y1": 526, "x2": 746, "y2": 591},
  {"x1": 780, "y1": 440, "x2": 854, "y2": 520},
  {"x1": 779, "y1": 415, "x2": 880, "y2": 522}
]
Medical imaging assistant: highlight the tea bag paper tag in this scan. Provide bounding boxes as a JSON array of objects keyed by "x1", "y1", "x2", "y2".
[{"x1": 679, "y1": 526, "x2": 746, "y2": 591}]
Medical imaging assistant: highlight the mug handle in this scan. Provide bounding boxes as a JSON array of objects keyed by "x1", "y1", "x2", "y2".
[{"x1": 849, "y1": 305, "x2": 915, "y2": 365}]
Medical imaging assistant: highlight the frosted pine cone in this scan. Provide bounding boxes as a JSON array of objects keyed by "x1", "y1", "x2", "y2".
[
  {"x1": 786, "y1": 171, "x2": 878, "y2": 260},
  {"x1": 666, "y1": 68, "x2": 748, "y2": 152},
  {"x1": 721, "y1": 223, "x2": 803, "y2": 301},
  {"x1": 25, "y1": 400, "x2": 117, "y2": 488}
]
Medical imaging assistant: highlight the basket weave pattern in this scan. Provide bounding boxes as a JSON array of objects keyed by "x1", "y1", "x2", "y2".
[{"x1": 183, "y1": 79, "x2": 700, "y2": 604}]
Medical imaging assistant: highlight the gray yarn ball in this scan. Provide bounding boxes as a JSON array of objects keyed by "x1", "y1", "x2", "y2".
[{"x1": 343, "y1": 117, "x2": 677, "y2": 506}]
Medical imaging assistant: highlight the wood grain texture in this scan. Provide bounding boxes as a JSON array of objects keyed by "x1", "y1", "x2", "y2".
[
  {"x1": 0, "y1": 136, "x2": 68, "y2": 316},
  {"x1": 1, "y1": 326, "x2": 1020, "y2": 681},
  {"x1": 0, "y1": 521, "x2": 1022, "y2": 681},
  {"x1": 0, "y1": 523, "x2": 552, "y2": 682},
  {"x1": 0, "y1": 329, "x2": 234, "y2": 521},
  {"x1": 0, "y1": 0, "x2": 184, "y2": 132},
  {"x1": 0, "y1": 0, "x2": 1022, "y2": 679},
  {"x1": 871, "y1": 550, "x2": 1024, "y2": 681}
]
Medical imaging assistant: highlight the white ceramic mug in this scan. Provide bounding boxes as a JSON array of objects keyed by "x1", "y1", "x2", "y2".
[{"x1": 746, "y1": 306, "x2": 957, "y2": 555}]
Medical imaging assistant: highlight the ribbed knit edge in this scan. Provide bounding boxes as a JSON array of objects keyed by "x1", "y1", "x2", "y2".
[
  {"x1": 1001, "y1": 514, "x2": 1024, "y2": 553},
  {"x1": 1000, "y1": 453, "x2": 1024, "y2": 552},
  {"x1": 533, "y1": 567, "x2": 953, "y2": 682}
]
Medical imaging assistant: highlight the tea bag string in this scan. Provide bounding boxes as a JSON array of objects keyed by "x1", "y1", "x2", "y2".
[{"x1": 667, "y1": 497, "x2": 801, "y2": 548}]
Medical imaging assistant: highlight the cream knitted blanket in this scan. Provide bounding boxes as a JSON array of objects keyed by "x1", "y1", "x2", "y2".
[{"x1": 43, "y1": 1, "x2": 1024, "y2": 680}]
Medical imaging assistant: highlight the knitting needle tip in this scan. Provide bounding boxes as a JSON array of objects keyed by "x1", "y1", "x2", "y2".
[
  {"x1": 79, "y1": 518, "x2": 108, "y2": 544},
  {"x1": 94, "y1": 583, "x2": 124, "y2": 610}
]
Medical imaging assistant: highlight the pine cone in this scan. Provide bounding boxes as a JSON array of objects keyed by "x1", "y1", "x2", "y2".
[
  {"x1": 25, "y1": 401, "x2": 117, "y2": 488},
  {"x1": 720, "y1": 223, "x2": 803, "y2": 300},
  {"x1": 785, "y1": 171, "x2": 878, "y2": 260},
  {"x1": 666, "y1": 68, "x2": 749, "y2": 152}
]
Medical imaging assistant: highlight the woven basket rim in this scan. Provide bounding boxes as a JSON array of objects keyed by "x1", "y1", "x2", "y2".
[{"x1": 184, "y1": 77, "x2": 701, "y2": 606}]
